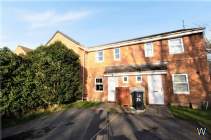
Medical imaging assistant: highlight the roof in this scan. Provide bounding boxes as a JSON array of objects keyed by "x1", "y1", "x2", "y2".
[
  {"x1": 15, "y1": 45, "x2": 32, "y2": 55},
  {"x1": 46, "y1": 31, "x2": 81, "y2": 46},
  {"x1": 45, "y1": 27, "x2": 204, "y2": 52},
  {"x1": 104, "y1": 63, "x2": 167, "y2": 74},
  {"x1": 18, "y1": 46, "x2": 32, "y2": 52},
  {"x1": 46, "y1": 31, "x2": 87, "y2": 51},
  {"x1": 88, "y1": 27, "x2": 204, "y2": 51}
]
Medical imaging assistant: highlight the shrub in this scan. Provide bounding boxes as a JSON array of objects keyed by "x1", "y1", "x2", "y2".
[{"x1": 0, "y1": 42, "x2": 82, "y2": 117}]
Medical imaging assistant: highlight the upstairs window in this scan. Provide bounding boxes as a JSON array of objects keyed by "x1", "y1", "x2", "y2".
[
  {"x1": 95, "y1": 77, "x2": 103, "y2": 91},
  {"x1": 144, "y1": 42, "x2": 153, "y2": 57},
  {"x1": 114, "y1": 48, "x2": 120, "y2": 60},
  {"x1": 96, "y1": 50, "x2": 103, "y2": 62},
  {"x1": 168, "y1": 38, "x2": 184, "y2": 54},
  {"x1": 172, "y1": 74, "x2": 189, "y2": 94}
]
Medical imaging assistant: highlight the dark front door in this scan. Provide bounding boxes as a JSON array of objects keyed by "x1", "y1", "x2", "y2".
[{"x1": 132, "y1": 91, "x2": 144, "y2": 110}]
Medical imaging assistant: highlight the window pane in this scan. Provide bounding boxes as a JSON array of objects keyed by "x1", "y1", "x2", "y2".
[
  {"x1": 146, "y1": 42, "x2": 152, "y2": 47},
  {"x1": 145, "y1": 43, "x2": 153, "y2": 57},
  {"x1": 123, "y1": 76, "x2": 128, "y2": 82},
  {"x1": 147, "y1": 49, "x2": 152, "y2": 54},
  {"x1": 173, "y1": 83, "x2": 189, "y2": 92},
  {"x1": 97, "y1": 51, "x2": 103, "y2": 61},
  {"x1": 99, "y1": 56, "x2": 103, "y2": 61},
  {"x1": 174, "y1": 75, "x2": 187, "y2": 82},
  {"x1": 172, "y1": 45, "x2": 183, "y2": 53},
  {"x1": 137, "y1": 76, "x2": 142, "y2": 81},
  {"x1": 169, "y1": 38, "x2": 183, "y2": 54},
  {"x1": 96, "y1": 85, "x2": 103, "y2": 91},
  {"x1": 115, "y1": 48, "x2": 119, "y2": 54},
  {"x1": 98, "y1": 51, "x2": 103, "y2": 56},
  {"x1": 114, "y1": 48, "x2": 120, "y2": 59},
  {"x1": 115, "y1": 54, "x2": 120, "y2": 59},
  {"x1": 96, "y1": 78, "x2": 102, "y2": 83},
  {"x1": 171, "y1": 39, "x2": 181, "y2": 45}
]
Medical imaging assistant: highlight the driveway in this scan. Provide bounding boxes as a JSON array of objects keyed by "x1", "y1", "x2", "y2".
[{"x1": 1, "y1": 105, "x2": 211, "y2": 140}]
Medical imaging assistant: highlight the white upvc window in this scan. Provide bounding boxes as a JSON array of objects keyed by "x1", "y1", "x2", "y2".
[
  {"x1": 168, "y1": 38, "x2": 184, "y2": 54},
  {"x1": 136, "y1": 75, "x2": 142, "y2": 83},
  {"x1": 114, "y1": 48, "x2": 120, "y2": 60},
  {"x1": 172, "y1": 74, "x2": 189, "y2": 94},
  {"x1": 95, "y1": 77, "x2": 103, "y2": 92},
  {"x1": 144, "y1": 42, "x2": 153, "y2": 57},
  {"x1": 123, "y1": 76, "x2": 128, "y2": 83},
  {"x1": 96, "y1": 50, "x2": 104, "y2": 62}
]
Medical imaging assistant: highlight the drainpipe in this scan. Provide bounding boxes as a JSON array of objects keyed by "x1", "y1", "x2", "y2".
[{"x1": 82, "y1": 49, "x2": 86, "y2": 101}]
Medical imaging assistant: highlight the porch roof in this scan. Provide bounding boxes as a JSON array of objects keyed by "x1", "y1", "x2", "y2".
[{"x1": 104, "y1": 63, "x2": 167, "y2": 74}]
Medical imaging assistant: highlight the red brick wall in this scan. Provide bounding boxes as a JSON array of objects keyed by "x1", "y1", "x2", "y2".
[
  {"x1": 85, "y1": 33, "x2": 210, "y2": 107},
  {"x1": 165, "y1": 34, "x2": 209, "y2": 107}
]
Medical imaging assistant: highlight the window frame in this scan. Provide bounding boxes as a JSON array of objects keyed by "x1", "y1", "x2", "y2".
[
  {"x1": 136, "y1": 75, "x2": 142, "y2": 83},
  {"x1": 168, "y1": 38, "x2": 184, "y2": 54},
  {"x1": 122, "y1": 76, "x2": 129, "y2": 83},
  {"x1": 114, "y1": 48, "x2": 121, "y2": 60},
  {"x1": 96, "y1": 50, "x2": 104, "y2": 62},
  {"x1": 172, "y1": 74, "x2": 190, "y2": 94},
  {"x1": 144, "y1": 42, "x2": 154, "y2": 57},
  {"x1": 95, "y1": 77, "x2": 103, "y2": 92}
]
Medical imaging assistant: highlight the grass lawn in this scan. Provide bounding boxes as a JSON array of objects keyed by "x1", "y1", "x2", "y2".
[
  {"x1": 169, "y1": 106, "x2": 211, "y2": 132},
  {"x1": 65, "y1": 100, "x2": 101, "y2": 109},
  {"x1": 2, "y1": 101, "x2": 101, "y2": 128}
]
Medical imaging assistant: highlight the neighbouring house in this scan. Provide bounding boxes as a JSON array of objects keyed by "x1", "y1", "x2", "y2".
[
  {"x1": 19, "y1": 27, "x2": 211, "y2": 109},
  {"x1": 15, "y1": 45, "x2": 32, "y2": 55},
  {"x1": 206, "y1": 47, "x2": 211, "y2": 90}
]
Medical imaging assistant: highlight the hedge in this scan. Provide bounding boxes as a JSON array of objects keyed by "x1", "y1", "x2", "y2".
[{"x1": 0, "y1": 42, "x2": 82, "y2": 118}]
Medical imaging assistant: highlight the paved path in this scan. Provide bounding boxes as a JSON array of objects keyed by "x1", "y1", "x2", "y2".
[{"x1": 1, "y1": 106, "x2": 211, "y2": 140}]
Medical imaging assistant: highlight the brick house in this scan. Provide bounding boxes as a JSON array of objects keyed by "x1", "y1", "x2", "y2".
[{"x1": 45, "y1": 27, "x2": 210, "y2": 108}]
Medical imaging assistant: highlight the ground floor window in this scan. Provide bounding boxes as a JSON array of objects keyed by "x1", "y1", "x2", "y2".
[
  {"x1": 136, "y1": 75, "x2": 142, "y2": 83},
  {"x1": 172, "y1": 74, "x2": 189, "y2": 94},
  {"x1": 95, "y1": 77, "x2": 103, "y2": 91},
  {"x1": 123, "y1": 76, "x2": 128, "y2": 83}
]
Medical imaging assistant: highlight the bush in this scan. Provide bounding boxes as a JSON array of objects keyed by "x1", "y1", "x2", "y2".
[{"x1": 0, "y1": 42, "x2": 82, "y2": 117}]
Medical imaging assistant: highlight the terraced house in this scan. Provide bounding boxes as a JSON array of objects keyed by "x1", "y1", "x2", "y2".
[{"x1": 19, "y1": 27, "x2": 211, "y2": 109}]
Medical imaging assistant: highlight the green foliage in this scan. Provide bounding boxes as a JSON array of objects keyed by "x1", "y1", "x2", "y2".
[
  {"x1": 65, "y1": 101, "x2": 101, "y2": 109},
  {"x1": 0, "y1": 42, "x2": 82, "y2": 118},
  {"x1": 169, "y1": 106, "x2": 211, "y2": 132}
]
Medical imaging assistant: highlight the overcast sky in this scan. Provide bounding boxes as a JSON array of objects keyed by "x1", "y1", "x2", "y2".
[{"x1": 1, "y1": 0, "x2": 211, "y2": 51}]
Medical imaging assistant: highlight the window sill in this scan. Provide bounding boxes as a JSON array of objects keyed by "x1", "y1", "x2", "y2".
[
  {"x1": 96, "y1": 61, "x2": 103, "y2": 63},
  {"x1": 169, "y1": 52, "x2": 184, "y2": 55},
  {"x1": 174, "y1": 92, "x2": 190, "y2": 95},
  {"x1": 95, "y1": 90, "x2": 104, "y2": 93}
]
